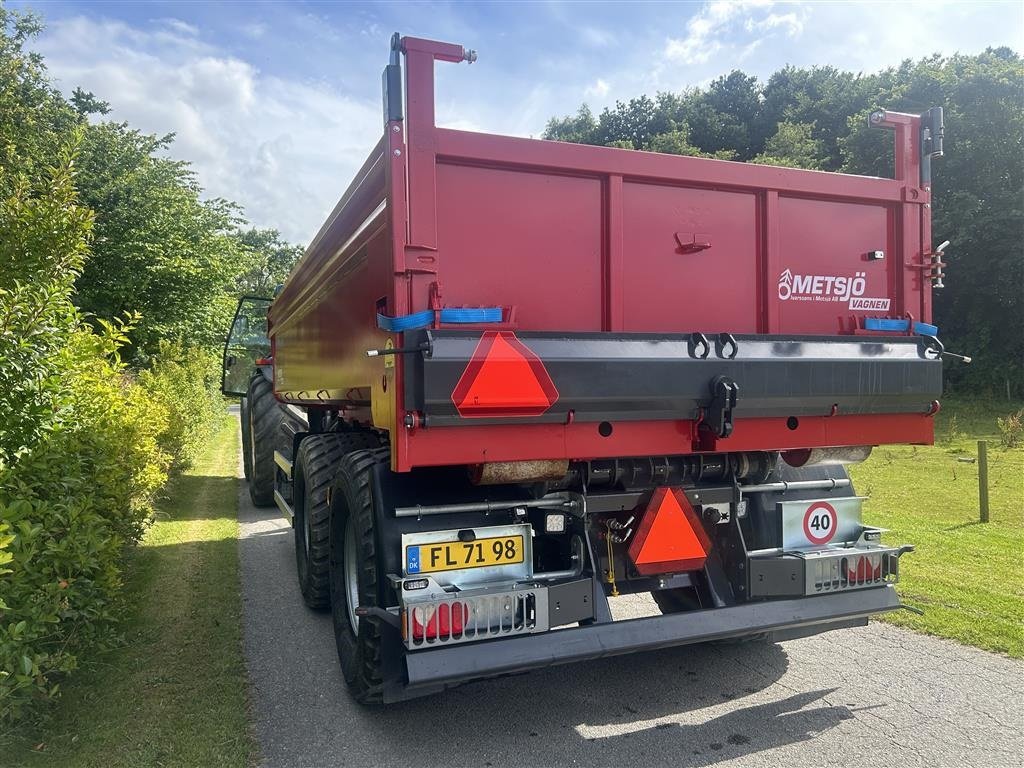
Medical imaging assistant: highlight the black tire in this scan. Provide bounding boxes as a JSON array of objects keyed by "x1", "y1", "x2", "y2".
[
  {"x1": 239, "y1": 396, "x2": 252, "y2": 482},
  {"x1": 294, "y1": 434, "x2": 382, "y2": 611},
  {"x1": 328, "y1": 448, "x2": 391, "y2": 703},
  {"x1": 247, "y1": 373, "x2": 281, "y2": 507}
]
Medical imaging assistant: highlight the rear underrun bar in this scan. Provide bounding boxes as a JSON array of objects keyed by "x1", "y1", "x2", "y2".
[{"x1": 394, "y1": 586, "x2": 901, "y2": 700}]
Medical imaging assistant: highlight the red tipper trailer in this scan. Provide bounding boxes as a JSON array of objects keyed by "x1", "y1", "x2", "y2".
[{"x1": 224, "y1": 34, "x2": 947, "y2": 703}]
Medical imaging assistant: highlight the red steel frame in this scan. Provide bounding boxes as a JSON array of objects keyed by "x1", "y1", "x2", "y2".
[{"x1": 270, "y1": 36, "x2": 938, "y2": 473}]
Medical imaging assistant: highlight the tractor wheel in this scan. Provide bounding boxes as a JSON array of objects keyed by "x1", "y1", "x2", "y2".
[
  {"x1": 293, "y1": 434, "x2": 382, "y2": 611},
  {"x1": 328, "y1": 448, "x2": 391, "y2": 703},
  {"x1": 246, "y1": 373, "x2": 281, "y2": 507},
  {"x1": 239, "y1": 396, "x2": 252, "y2": 482}
]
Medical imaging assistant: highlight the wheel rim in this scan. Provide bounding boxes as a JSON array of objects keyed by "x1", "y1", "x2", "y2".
[{"x1": 344, "y1": 516, "x2": 359, "y2": 634}]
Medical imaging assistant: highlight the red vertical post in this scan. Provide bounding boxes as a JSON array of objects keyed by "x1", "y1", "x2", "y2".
[
  {"x1": 604, "y1": 175, "x2": 624, "y2": 331},
  {"x1": 872, "y1": 110, "x2": 929, "y2": 323},
  {"x1": 393, "y1": 36, "x2": 474, "y2": 472},
  {"x1": 763, "y1": 190, "x2": 781, "y2": 333},
  {"x1": 401, "y1": 36, "x2": 472, "y2": 256},
  {"x1": 403, "y1": 47, "x2": 438, "y2": 252}
]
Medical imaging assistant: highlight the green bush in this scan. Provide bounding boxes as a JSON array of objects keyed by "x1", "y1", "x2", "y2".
[
  {"x1": 139, "y1": 341, "x2": 227, "y2": 470},
  {"x1": 0, "y1": 9, "x2": 238, "y2": 729},
  {"x1": 0, "y1": 139, "x2": 170, "y2": 726},
  {"x1": 0, "y1": 329, "x2": 169, "y2": 724},
  {"x1": 997, "y1": 409, "x2": 1024, "y2": 448}
]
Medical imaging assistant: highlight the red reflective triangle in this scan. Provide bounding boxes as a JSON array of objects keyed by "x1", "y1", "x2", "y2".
[
  {"x1": 627, "y1": 487, "x2": 711, "y2": 576},
  {"x1": 452, "y1": 332, "x2": 559, "y2": 418}
]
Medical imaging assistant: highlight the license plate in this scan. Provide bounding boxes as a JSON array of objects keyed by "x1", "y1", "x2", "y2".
[{"x1": 406, "y1": 534, "x2": 525, "y2": 575}]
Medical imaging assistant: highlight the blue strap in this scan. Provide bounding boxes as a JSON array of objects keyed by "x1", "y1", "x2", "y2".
[
  {"x1": 864, "y1": 318, "x2": 939, "y2": 336},
  {"x1": 377, "y1": 307, "x2": 502, "y2": 332},
  {"x1": 376, "y1": 310, "x2": 434, "y2": 332},
  {"x1": 440, "y1": 307, "x2": 502, "y2": 324}
]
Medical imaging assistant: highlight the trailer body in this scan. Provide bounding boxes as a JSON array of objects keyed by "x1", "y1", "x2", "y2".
[{"x1": 228, "y1": 35, "x2": 946, "y2": 703}]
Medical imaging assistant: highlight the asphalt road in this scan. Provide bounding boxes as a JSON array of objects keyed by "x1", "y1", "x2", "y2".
[{"x1": 238, "y1": 450, "x2": 1024, "y2": 768}]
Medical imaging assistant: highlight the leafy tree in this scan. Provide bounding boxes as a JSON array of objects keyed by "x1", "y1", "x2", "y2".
[
  {"x1": 648, "y1": 128, "x2": 705, "y2": 157},
  {"x1": 234, "y1": 227, "x2": 304, "y2": 297},
  {"x1": 692, "y1": 70, "x2": 768, "y2": 157},
  {"x1": 72, "y1": 122, "x2": 253, "y2": 358},
  {"x1": 543, "y1": 104, "x2": 598, "y2": 144},
  {"x1": 762, "y1": 65, "x2": 875, "y2": 169},
  {"x1": 0, "y1": 9, "x2": 78, "y2": 181},
  {"x1": 594, "y1": 94, "x2": 677, "y2": 150},
  {"x1": 70, "y1": 87, "x2": 110, "y2": 116},
  {"x1": 841, "y1": 49, "x2": 1024, "y2": 394},
  {"x1": 752, "y1": 121, "x2": 825, "y2": 169}
]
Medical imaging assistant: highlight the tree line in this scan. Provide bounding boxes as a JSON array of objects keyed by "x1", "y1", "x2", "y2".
[{"x1": 545, "y1": 49, "x2": 1023, "y2": 396}]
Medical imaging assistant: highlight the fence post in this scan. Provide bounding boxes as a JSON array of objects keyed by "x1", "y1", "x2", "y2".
[{"x1": 978, "y1": 440, "x2": 990, "y2": 523}]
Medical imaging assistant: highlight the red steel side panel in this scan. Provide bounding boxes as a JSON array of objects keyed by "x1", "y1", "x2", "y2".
[
  {"x1": 621, "y1": 183, "x2": 760, "y2": 333},
  {"x1": 433, "y1": 164, "x2": 604, "y2": 330},
  {"x1": 775, "y1": 197, "x2": 894, "y2": 334},
  {"x1": 268, "y1": 137, "x2": 393, "y2": 408}
]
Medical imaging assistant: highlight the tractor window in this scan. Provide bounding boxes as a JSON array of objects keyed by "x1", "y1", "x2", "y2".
[{"x1": 222, "y1": 296, "x2": 272, "y2": 396}]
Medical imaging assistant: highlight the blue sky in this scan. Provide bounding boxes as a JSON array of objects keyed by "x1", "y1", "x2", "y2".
[{"x1": 12, "y1": 0, "x2": 1024, "y2": 243}]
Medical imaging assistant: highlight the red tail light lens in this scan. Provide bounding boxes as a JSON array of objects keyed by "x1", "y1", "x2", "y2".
[{"x1": 411, "y1": 602, "x2": 469, "y2": 641}]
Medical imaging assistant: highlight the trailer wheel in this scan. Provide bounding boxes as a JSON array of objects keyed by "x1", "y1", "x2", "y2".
[
  {"x1": 293, "y1": 434, "x2": 382, "y2": 611},
  {"x1": 328, "y1": 448, "x2": 390, "y2": 703},
  {"x1": 239, "y1": 396, "x2": 252, "y2": 482},
  {"x1": 246, "y1": 373, "x2": 281, "y2": 507}
]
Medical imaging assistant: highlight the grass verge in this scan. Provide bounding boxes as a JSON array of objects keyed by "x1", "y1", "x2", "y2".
[
  {"x1": 3, "y1": 416, "x2": 254, "y2": 767},
  {"x1": 850, "y1": 398, "x2": 1024, "y2": 657}
]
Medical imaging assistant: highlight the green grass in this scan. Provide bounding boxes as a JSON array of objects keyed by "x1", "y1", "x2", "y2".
[
  {"x1": 4, "y1": 418, "x2": 255, "y2": 767},
  {"x1": 850, "y1": 398, "x2": 1024, "y2": 657}
]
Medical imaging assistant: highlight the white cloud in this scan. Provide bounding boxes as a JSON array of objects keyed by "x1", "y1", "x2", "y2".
[
  {"x1": 240, "y1": 22, "x2": 268, "y2": 40},
  {"x1": 664, "y1": 1, "x2": 806, "y2": 65},
  {"x1": 581, "y1": 26, "x2": 616, "y2": 48},
  {"x1": 155, "y1": 18, "x2": 199, "y2": 38},
  {"x1": 752, "y1": 11, "x2": 805, "y2": 37},
  {"x1": 585, "y1": 78, "x2": 610, "y2": 99},
  {"x1": 35, "y1": 16, "x2": 380, "y2": 245},
  {"x1": 665, "y1": 0, "x2": 767, "y2": 65}
]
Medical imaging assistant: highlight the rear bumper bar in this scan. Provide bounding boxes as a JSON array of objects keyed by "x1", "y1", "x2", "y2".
[
  {"x1": 391, "y1": 586, "x2": 901, "y2": 701},
  {"x1": 407, "y1": 331, "x2": 942, "y2": 427}
]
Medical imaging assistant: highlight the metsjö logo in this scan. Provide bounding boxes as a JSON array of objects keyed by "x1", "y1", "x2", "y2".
[{"x1": 777, "y1": 268, "x2": 890, "y2": 310}]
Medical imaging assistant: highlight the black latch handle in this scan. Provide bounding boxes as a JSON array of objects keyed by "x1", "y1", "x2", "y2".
[{"x1": 706, "y1": 375, "x2": 739, "y2": 439}]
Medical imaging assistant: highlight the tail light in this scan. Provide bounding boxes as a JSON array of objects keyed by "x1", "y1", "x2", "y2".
[
  {"x1": 410, "y1": 602, "x2": 469, "y2": 641},
  {"x1": 401, "y1": 590, "x2": 544, "y2": 648}
]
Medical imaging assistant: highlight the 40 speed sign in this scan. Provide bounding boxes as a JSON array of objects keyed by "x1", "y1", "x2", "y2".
[{"x1": 779, "y1": 497, "x2": 864, "y2": 549}]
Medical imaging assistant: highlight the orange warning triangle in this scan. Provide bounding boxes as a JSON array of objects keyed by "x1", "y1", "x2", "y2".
[
  {"x1": 627, "y1": 487, "x2": 710, "y2": 575},
  {"x1": 452, "y1": 332, "x2": 558, "y2": 418}
]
